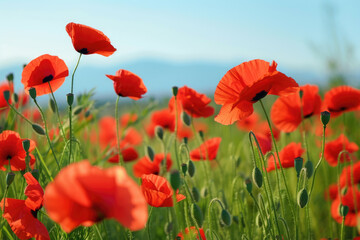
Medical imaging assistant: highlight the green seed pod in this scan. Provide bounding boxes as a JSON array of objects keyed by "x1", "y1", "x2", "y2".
[
  {"x1": 221, "y1": 209, "x2": 232, "y2": 226},
  {"x1": 31, "y1": 169, "x2": 40, "y2": 181},
  {"x1": 198, "y1": 130, "x2": 204, "y2": 141},
  {"x1": 201, "y1": 187, "x2": 208, "y2": 198},
  {"x1": 22, "y1": 139, "x2": 31, "y2": 152},
  {"x1": 74, "y1": 106, "x2": 83, "y2": 115},
  {"x1": 321, "y1": 111, "x2": 331, "y2": 126},
  {"x1": 6, "y1": 73, "x2": 14, "y2": 82},
  {"x1": 339, "y1": 204, "x2": 349, "y2": 217},
  {"x1": 155, "y1": 126, "x2": 164, "y2": 140},
  {"x1": 191, "y1": 203, "x2": 203, "y2": 227},
  {"x1": 12, "y1": 93, "x2": 18, "y2": 103},
  {"x1": 32, "y1": 124, "x2": 45, "y2": 135},
  {"x1": 66, "y1": 93, "x2": 74, "y2": 106},
  {"x1": 6, "y1": 172, "x2": 15, "y2": 187},
  {"x1": 181, "y1": 163, "x2": 187, "y2": 175},
  {"x1": 188, "y1": 160, "x2": 195, "y2": 177},
  {"x1": 252, "y1": 167, "x2": 263, "y2": 188},
  {"x1": 181, "y1": 112, "x2": 191, "y2": 126},
  {"x1": 49, "y1": 99, "x2": 56, "y2": 113},
  {"x1": 84, "y1": 110, "x2": 91, "y2": 118},
  {"x1": 304, "y1": 160, "x2": 314, "y2": 178},
  {"x1": 192, "y1": 187, "x2": 200, "y2": 202},
  {"x1": 294, "y1": 157, "x2": 303, "y2": 178},
  {"x1": 170, "y1": 170, "x2": 181, "y2": 190},
  {"x1": 299, "y1": 89, "x2": 304, "y2": 99},
  {"x1": 172, "y1": 86, "x2": 178, "y2": 97},
  {"x1": 233, "y1": 215, "x2": 239, "y2": 224},
  {"x1": 175, "y1": 237, "x2": 181, "y2": 240},
  {"x1": 255, "y1": 213, "x2": 262, "y2": 227},
  {"x1": 297, "y1": 188, "x2": 308, "y2": 208},
  {"x1": 3, "y1": 90, "x2": 10, "y2": 102},
  {"x1": 29, "y1": 87, "x2": 37, "y2": 99},
  {"x1": 183, "y1": 137, "x2": 188, "y2": 144},
  {"x1": 146, "y1": 145, "x2": 155, "y2": 162},
  {"x1": 244, "y1": 178, "x2": 252, "y2": 194}
]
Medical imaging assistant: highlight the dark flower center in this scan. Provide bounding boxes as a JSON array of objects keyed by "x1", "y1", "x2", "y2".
[
  {"x1": 251, "y1": 90, "x2": 268, "y2": 102},
  {"x1": 304, "y1": 112, "x2": 313, "y2": 118},
  {"x1": 42, "y1": 74, "x2": 54, "y2": 83},
  {"x1": 7, "y1": 155, "x2": 12, "y2": 160},
  {"x1": 79, "y1": 48, "x2": 89, "y2": 54},
  {"x1": 31, "y1": 209, "x2": 39, "y2": 218},
  {"x1": 328, "y1": 107, "x2": 347, "y2": 113}
]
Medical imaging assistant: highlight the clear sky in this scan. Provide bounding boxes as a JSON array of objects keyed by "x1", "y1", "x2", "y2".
[{"x1": 1, "y1": 0, "x2": 359, "y2": 72}]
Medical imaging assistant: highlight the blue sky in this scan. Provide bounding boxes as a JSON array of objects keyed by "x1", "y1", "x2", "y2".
[{"x1": 0, "y1": 0, "x2": 359, "y2": 100}]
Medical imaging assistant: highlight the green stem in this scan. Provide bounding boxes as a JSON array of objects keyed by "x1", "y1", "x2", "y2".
[
  {"x1": 5, "y1": 101, "x2": 33, "y2": 125},
  {"x1": 115, "y1": 95, "x2": 124, "y2": 166},
  {"x1": 147, "y1": 206, "x2": 153, "y2": 240},
  {"x1": 340, "y1": 216, "x2": 345, "y2": 240},
  {"x1": 48, "y1": 82, "x2": 66, "y2": 141}
]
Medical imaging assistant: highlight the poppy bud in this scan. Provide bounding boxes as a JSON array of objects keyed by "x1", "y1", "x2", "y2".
[
  {"x1": 255, "y1": 213, "x2": 262, "y2": 227},
  {"x1": 321, "y1": 111, "x2": 331, "y2": 126},
  {"x1": 66, "y1": 93, "x2": 74, "y2": 106},
  {"x1": 221, "y1": 209, "x2": 232, "y2": 226},
  {"x1": 252, "y1": 167, "x2": 263, "y2": 188},
  {"x1": 6, "y1": 172, "x2": 15, "y2": 187},
  {"x1": 181, "y1": 112, "x2": 191, "y2": 126},
  {"x1": 170, "y1": 170, "x2": 181, "y2": 190},
  {"x1": 188, "y1": 160, "x2": 195, "y2": 177},
  {"x1": 244, "y1": 178, "x2": 252, "y2": 194},
  {"x1": 146, "y1": 146, "x2": 155, "y2": 162},
  {"x1": 164, "y1": 222, "x2": 173, "y2": 234},
  {"x1": 48, "y1": 99, "x2": 56, "y2": 113},
  {"x1": 175, "y1": 237, "x2": 181, "y2": 240},
  {"x1": 198, "y1": 130, "x2": 204, "y2": 141},
  {"x1": 23, "y1": 64, "x2": 27, "y2": 68},
  {"x1": 155, "y1": 126, "x2": 164, "y2": 140},
  {"x1": 32, "y1": 124, "x2": 45, "y2": 135},
  {"x1": 341, "y1": 187, "x2": 348, "y2": 196},
  {"x1": 339, "y1": 204, "x2": 349, "y2": 217},
  {"x1": 73, "y1": 106, "x2": 82, "y2": 115},
  {"x1": 304, "y1": 160, "x2": 314, "y2": 178},
  {"x1": 191, "y1": 203, "x2": 203, "y2": 227},
  {"x1": 172, "y1": 86, "x2": 178, "y2": 97},
  {"x1": 297, "y1": 188, "x2": 308, "y2": 208},
  {"x1": 29, "y1": 87, "x2": 37, "y2": 99},
  {"x1": 233, "y1": 215, "x2": 239, "y2": 224},
  {"x1": 192, "y1": 187, "x2": 200, "y2": 202},
  {"x1": 85, "y1": 110, "x2": 91, "y2": 118},
  {"x1": 181, "y1": 163, "x2": 187, "y2": 175},
  {"x1": 22, "y1": 139, "x2": 31, "y2": 152},
  {"x1": 12, "y1": 93, "x2": 18, "y2": 103},
  {"x1": 294, "y1": 157, "x2": 303, "y2": 178},
  {"x1": 183, "y1": 137, "x2": 188, "y2": 144},
  {"x1": 201, "y1": 187, "x2": 208, "y2": 198},
  {"x1": 3, "y1": 90, "x2": 10, "y2": 102},
  {"x1": 299, "y1": 89, "x2": 304, "y2": 99},
  {"x1": 31, "y1": 169, "x2": 40, "y2": 181},
  {"x1": 6, "y1": 73, "x2": 14, "y2": 82}
]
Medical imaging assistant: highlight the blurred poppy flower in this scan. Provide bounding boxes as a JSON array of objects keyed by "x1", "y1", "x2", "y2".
[
  {"x1": 66, "y1": 22, "x2": 116, "y2": 56},
  {"x1": 0, "y1": 130, "x2": 36, "y2": 171},
  {"x1": 15, "y1": 91, "x2": 29, "y2": 108},
  {"x1": 106, "y1": 69, "x2": 147, "y2": 100},
  {"x1": 43, "y1": 161, "x2": 148, "y2": 232},
  {"x1": 267, "y1": 142, "x2": 304, "y2": 172},
  {"x1": 255, "y1": 133, "x2": 272, "y2": 154},
  {"x1": 236, "y1": 112, "x2": 260, "y2": 132},
  {"x1": 21, "y1": 54, "x2": 69, "y2": 96},
  {"x1": 177, "y1": 226, "x2": 206, "y2": 240},
  {"x1": 133, "y1": 153, "x2": 172, "y2": 177},
  {"x1": 169, "y1": 86, "x2": 214, "y2": 118},
  {"x1": 120, "y1": 113, "x2": 138, "y2": 127},
  {"x1": 107, "y1": 147, "x2": 139, "y2": 163},
  {"x1": 339, "y1": 161, "x2": 360, "y2": 187},
  {"x1": 23, "y1": 108, "x2": 42, "y2": 123},
  {"x1": 271, "y1": 84, "x2": 322, "y2": 132},
  {"x1": 1, "y1": 172, "x2": 49, "y2": 240},
  {"x1": 141, "y1": 174, "x2": 185, "y2": 207},
  {"x1": 214, "y1": 59, "x2": 299, "y2": 125},
  {"x1": 324, "y1": 184, "x2": 338, "y2": 201},
  {"x1": 145, "y1": 109, "x2": 175, "y2": 138},
  {"x1": 324, "y1": 134, "x2": 358, "y2": 166},
  {"x1": 190, "y1": 137, "x2": 221, "y2": 161},
  {"x1": 331, "y1": 186, "x2": 360, "y2": 226},
  {"x1": 0, "y1": 81, "x2": 14, "y2": 110},
  {"x1": 324, "y1": 86, "x2": 360, "y2": 117}
]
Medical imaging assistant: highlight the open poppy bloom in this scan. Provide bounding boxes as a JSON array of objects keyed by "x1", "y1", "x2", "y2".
[
  {"x1": 0, "y1": 130, "x2": 36, "y2": 171},
  {"x1": 323, "y1": 86, "x2": 360, "y2": 117},
  {"x1": 324, "y1": 184, "x2": 338, "y2": 201},
  {"x1": 331, "y1": 186, "x2": 360, "y2": 226},
  {"x1": 271, "y1": 84, "x2": 322, "y2": 132},
  {"x1": 133, "y1": 153, "x2": 172, "y2": 177},
  {"x1": 0, "y1": 80, "x2": 14, "y2": 110},
  {"x1": 190, "y1": 137, "x2": 222, "y2": 161},
  {"x1": 214, "y1": 59, "x2": 299, "y2": 125},
  {"x1": 1, "y1": 172, "x2": 50, "y2": 240},
  {"x1": 141, "y1": 174, "x2": 186, "y2": 207},
  {"x1": 66, "y1": 22, "x2": 116, "y2": 56},
  {"x1": 324, "y1": 134, "x2": 358, "y2": 166},
  {"x1": 43, "y1": 161, "x2": 148, "y2": 232},
  {"x1": 236, "y1": 112, "x2": 260, "y2": 132},
  {"x1": 177, "y1": 226, "x2": 206, "y2": 240},
  {"x1": 21, "y1": 54, "x2": 69, "y2": 96},
  {"x1": 106, "y1": 69, "x2": 147, "y2": 100},
  {"x1": 267, "y1": 142, "x2": 304, "y2": 172},
  {"x1": 120, "y1": 113, "x2": 138, "y2": 127},
  {"x1": 145, "y1": 108, "x2": 176, "y2": 138},
  {"x1": 15, "y1": 91, "x2": 30, "y2": 108},
  {"x1": 107, "y1": 147, "x2": 139, "y2": 163},
  {"x1": 339, "y1": 161, "x2": 360, "y2": 187},
  {"x1": 169, "y1": 86, "x2": 214, "y2": 118}
]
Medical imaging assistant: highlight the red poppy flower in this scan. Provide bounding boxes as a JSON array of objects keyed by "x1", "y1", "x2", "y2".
[
  {"x1": 107, "y1": 147, "x2": 139, "y2": 163},
  {"x1": 15, "y1": 91, "x2": 29, "y2": 108},
  {"x1": 271, "y1": 84, "x2": 322, "y2": 132},
  {"x1": 324, "y1": 184, "x2": 338, "y2": 201},
  {"x1": 133, "y1": 153, "x2": 172, "y2": 177},
  {"x1": 106, "y1": 70, "x2": 147, "y2": 100},
  {"x1": 324, "y1": 134, "x2": 358, "y2": 166},
  {"x1": 43, "y1": 161, "x2": 148, "y2": 232},
  {"x1": 66, "y1": 22, "x2": 116, "y2": 56},
  {"x1": 21, "y1": 54, "x2": 68, "y2": 96},
  {"x1": 236, "y1": 112, "x2": 260, "y2": 132},
  {"x1": 331, "y1": 186, "x2": 360, "y2": 226},
  {"x1": 255, "y1": 133, "x2": 272, "y2": 154},
  {"x1": 0, "y1": 130, "x2": 36, "y2": 171},
  {"x1": 323, "y1": 86, "x2": 360, "y2": 117},
  {"x1": 120, "y1": 113, "x2": 138, "y2": 127},
  {"x1": 141, "y1": 174, "x2": 185, "y2": 207},
  {"x1": 1, "y1": 172, "x2": 49, "y2": 240},
  {"x1": 267, "y1": 142, "x2": 304, "y2": 172},
  {"x1": 0, "y1": 81, "x2": 14, "y2": 110},
  {"x1": 145, "y1": 109, "x2": 176, "y2": 138},
  {"x1": 23, "y1": 108, "x2": 41, "y2": 123},
  {"x1": 339, "y1": 161, "x2": 360, "y2": 187},
  {"x1": 214, "y1": 59, "x2": 299, "y2": 125},
  {"x1": 169, "y1": 86, "x2": 214, "y2": 118},
  {"x1": 177, "y1": 227, "x2": 206, "y2": 240},
  {"x1": 256, "y1": 121, "x2": 280, "y2": 141},
  {"x1": 190, "y1": 137, "x2": 222, "y2": 161}
]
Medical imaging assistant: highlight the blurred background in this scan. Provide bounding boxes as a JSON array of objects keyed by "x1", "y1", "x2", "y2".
[{"x1": 0, "y1": 0, "x2": 359, "y2": 104}]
